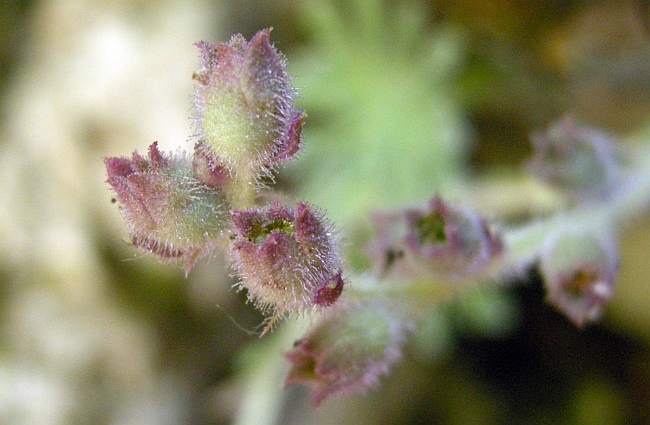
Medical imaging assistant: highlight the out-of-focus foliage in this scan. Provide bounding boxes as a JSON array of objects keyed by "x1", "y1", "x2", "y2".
[{"x1": 287, "y1": 0, "x2": 469, "y2": 227}]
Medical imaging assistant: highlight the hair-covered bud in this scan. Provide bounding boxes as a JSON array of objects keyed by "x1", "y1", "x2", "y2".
[
  {"x1": 285, "y1": 301, "x2": 408, "y2": 406},
  {"x1": 230, "y1": 200, "x2": 344, "y2": 324},
  {"x1": 404, "y1": 196, "x2": 502, "y2": 280},
  {"x1": 370, "y1": 195, "x2": 502, "y2": 282},
  {"x1": 539, "y1": 228, "x2": 619, "y2": 327},
  {"x1": 527, "y1": 115, "x2": 622, "y2": 202},
  {"x1": 192, "y1": 28, "x2": 304, "y2": 181},
  {"x1": 105, "y1": 142, "x2": 231, "y2": 274}
]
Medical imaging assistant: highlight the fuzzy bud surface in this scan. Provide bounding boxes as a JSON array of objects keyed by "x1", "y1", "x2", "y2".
[
  {"x1": 105, "y1": 142, "x2": 230, "y2": 273},
  {"x1": 369, "y1": 195, "x2": 502, "y2": 282},
  {"x1": 192, "y1": 29, "x2": 304, "y2": 180},
  {"x1": 231, "y1": 201, "x2": 344, "y2": 320},
  {"x1": 285, "y1": 301, "x2": 407, "y2": 406}
]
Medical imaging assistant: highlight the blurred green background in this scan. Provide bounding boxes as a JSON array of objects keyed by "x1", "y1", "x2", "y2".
[{"x1": 1, "y1": 0, "x2": 650, "y2": 423}]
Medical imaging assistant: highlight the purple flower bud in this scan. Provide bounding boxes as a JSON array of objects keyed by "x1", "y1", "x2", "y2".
[
  {"x1": 369, "y1": 196, "x2": 502, "y2": 281},
  {"x1": 105, "y1": 142, "x2": 230, "y2": 273},
  {"x1": 405, "y1": 196, "x2": 503, "y2": 278},
  {"x1": 527, "y1": 115, "x2": 622, "y2": 201},
  {"x1": 192, "y1": 29, "x2": 304, "y2": 179},
  {"x1": 285, "y1": 301, "x2": 407, "y2": 406},
  {"x1": 231, "y1": 201, "x2": 344, "y2": 321},
  {"x1": 540, "y1": 229, "x2": 619, "y2": 327}
]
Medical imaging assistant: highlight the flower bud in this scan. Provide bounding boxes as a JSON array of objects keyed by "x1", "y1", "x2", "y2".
[
  {"x1": 284, "y1": 301, "x2": 407, "y2": 406},
  {"x1": 370, "y1": 196, "x2": 502, "y2": 282},
  {"x1": 528, "y1": 116, "x2": 621, "y2": 201},
  {"x1": 192, "y1": 29, "x2": 304, "y2": 180},
  {"x1": 230, "y1": 201, "x2": 344, "y2": 322},
  {"x1": 105, "y1": 142, "x2": 230, "y2": 273},
  {"x1": 539, "y1": 228, "x2": 619, "y2": 327},
  {"x1": 404, "y1": 196, "x2": 502, "y2": 280}
]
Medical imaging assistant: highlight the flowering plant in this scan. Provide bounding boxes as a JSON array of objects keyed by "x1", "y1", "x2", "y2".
[{"x1": 105, "y1": 29, "x2": 649, "y2": 406}]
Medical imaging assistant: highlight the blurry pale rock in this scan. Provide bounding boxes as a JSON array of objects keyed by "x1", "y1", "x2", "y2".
[{"x1": 0, "y1": 1, "x2": 223, "y2": 421}]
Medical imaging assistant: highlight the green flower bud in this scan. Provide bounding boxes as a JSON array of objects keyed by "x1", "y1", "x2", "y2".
[
  {"x1": 192, "y1": 29, "x2": 304, "y2": 182},
  {"x1": 285, "y1": 301, "x2": 407, "y2": 406}
]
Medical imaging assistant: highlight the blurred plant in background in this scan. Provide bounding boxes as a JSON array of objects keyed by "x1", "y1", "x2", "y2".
[
  {"x1": 3, "y1": 0, "x2": 650, "y2": 424},
  {"x1": 287, "y1": 0, "x2": 469, "y2": 228}
]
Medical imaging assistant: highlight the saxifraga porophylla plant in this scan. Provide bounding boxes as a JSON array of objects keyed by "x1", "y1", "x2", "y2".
[{"x1": 106, "y1": 29, "x2": 649, "y2": 406}]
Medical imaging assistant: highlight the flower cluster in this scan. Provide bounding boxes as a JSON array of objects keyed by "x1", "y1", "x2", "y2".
[
  {"x1": 106, "y1": 28, "x2": 639, "y2": 407},
  {"x1": 106, "y1": 29, "x2": 343, "y2": 328},
  {"x1": 525, "y1": 116, "x2": 624, "y2": 327}
]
